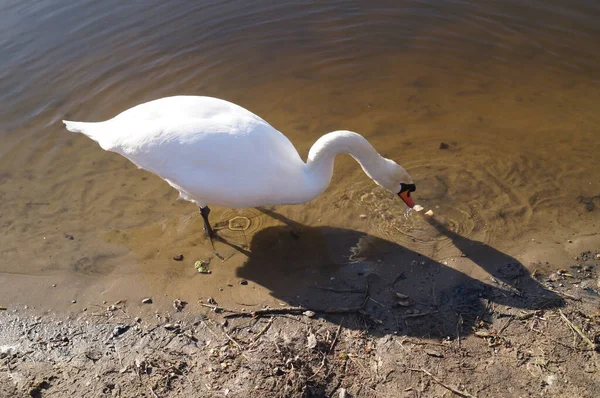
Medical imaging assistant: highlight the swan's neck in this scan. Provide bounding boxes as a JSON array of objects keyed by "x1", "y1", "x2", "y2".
[{"x1": 304, "y1": 131, "x2": 386, "y2": 199}]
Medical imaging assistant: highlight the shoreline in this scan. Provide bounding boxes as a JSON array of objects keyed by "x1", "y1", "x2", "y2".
[{"x1": 2, "y1": 245, "x2": 599, "y2": 397}]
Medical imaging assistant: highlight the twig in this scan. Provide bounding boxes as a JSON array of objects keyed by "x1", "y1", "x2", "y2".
[
  {"x1": 199, "y1": 303, "x2": 241, "y2": 314},
  {"x1": 200, "y1": 319, "x2": 246, "y2": 355},
  {"x1": 308, "y1": 355, "x2": 327, "y2": 381},
  {"x1": 224, "y1": 305, "x2": 365, "y2": 319},
  {"x1": 149, "y1": 386, "x2": 159, "y2": 398},
  {"x1": 310, "y1": 286, "x2": 365, "y2": 294},
  {"x1": 249, "y1": 318, "x2": 274, "y2": 347},
  {"x1": 329, "y1": 319, "x2": 344, "y2": 353},
  {"x1": 497, "y1": 316, "x2": 513, "y2": 335},
  {"x1": 409, "y1": 368, "x2": 477, "y2": 398},
  {"x1": 404, "y1": 311, "x2": 439, "y2": 319},
  {"x1": 557, "y1": 292, "x2": 582, "y2": 302},
  {"x1": 397, "y1": 338, "x2": 447, "y2": 347},
  {"x1": 558, "y1": 310, "x2": 597, "y2": 351}
]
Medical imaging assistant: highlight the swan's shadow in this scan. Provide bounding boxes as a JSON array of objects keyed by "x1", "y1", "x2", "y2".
[{"x1": 235, "y1": 209, "x2": 565, "y2": 338}]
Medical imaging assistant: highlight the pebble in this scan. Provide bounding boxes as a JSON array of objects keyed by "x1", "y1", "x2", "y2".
[
  {"x1": 240, "y1": 280, "x2": 248, "y2": 285},
  {"x1": 567, "y1": 240, "x2": 573, "y2": 243},
  {"x1": 71, "y1": 299, "x2": 77, "y2": 304},
  {"x1": 164, "y1": 323, "x2": 179, "y2": 331},
  {"x1": 52, "y1": 284, "x2": 56, "y2": 288},
  {"x1": 359, "y1": 214, "x2": 367, "y2": 220},
  {"x1": 135, "y1": 317, "x2": 142, "y2": 323},
  {"x1": 172, "y1": 254, "x2": 184, "y2": 261},
  {"x1": 112, "y1": 325, "x2": 130, "y2": 337},
  {"x1": 142, "y1": 297, "x2": 153, "y2": 304}
]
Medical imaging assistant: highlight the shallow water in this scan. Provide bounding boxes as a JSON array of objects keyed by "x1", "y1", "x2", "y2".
[{"x1": 1, "y1": 0, "x2": 599, "y2": 312}]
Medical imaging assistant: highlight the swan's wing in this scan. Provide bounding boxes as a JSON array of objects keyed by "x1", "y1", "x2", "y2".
[{"x1": 107, "y1": 111, "x2": 307, "y2": 206}]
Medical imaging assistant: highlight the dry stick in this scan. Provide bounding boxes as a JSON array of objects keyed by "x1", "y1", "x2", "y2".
[
  {"x1": 329, "y1": 318, "x2": 344, "y2": 353},
  {"x1": 200, "y1": 319, "x2": 247, "y2": 358},
  {"x1": 221, "y1": 284, "x2": 370, "y2": 319},
  {"x1": 497, "y1": 316, "x2": 514, "y2": 335},
  {"x1": 149, "y1": 386, "x2": 159, "y2": 398},
  {"x1": 557, "y1": 291, "x2": 582, "y2": 302},
  {"x1": 310, "y1": 286, "x2": 365, "y2": 294},
  {"x1": 249, "y1": 317, "x2": 274, "y2": 347},
  {"x1": 223, "y1": 305, "x2": 366, "y2": 319},
  {"x1": 199, "y1": 303, "x2": 241, "y2": 314},
  {"x1": 404, "y1": 311, "x2": 439, "y2": 319},
  {"x1": 558, "y1": 310, "x2": 597, "y2": 351},
  {"x1": 308, "y1": 355, "x2": 327, "y2": 381},
  {"x1": 535, "y1": 329, "x2": 595, "y2": 352},
  {"x1": 409, "y1": 368, "x2": 477, "y2": 398}
]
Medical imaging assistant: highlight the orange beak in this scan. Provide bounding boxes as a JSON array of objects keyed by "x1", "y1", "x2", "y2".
[{"x1": 398, "y1": 191, "x2": 414, "y2": 208}]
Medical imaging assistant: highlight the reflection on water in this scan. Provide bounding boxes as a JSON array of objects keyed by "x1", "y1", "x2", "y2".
[{"x1": 0, "y1": 0, "x2": 599, "y2": 310}]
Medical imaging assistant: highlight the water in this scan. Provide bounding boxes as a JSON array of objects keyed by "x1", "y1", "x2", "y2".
[{"x1": 1, "y1": 0, "x2": 599, "y2": 310}]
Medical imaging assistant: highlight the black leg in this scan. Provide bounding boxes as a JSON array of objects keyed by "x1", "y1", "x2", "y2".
[
  {"x1": 199, "y1": 206, "x2": 224, "y2": 260},
  {"x1": 199, "y1": 206, "x2": 214, "y2": 237}
]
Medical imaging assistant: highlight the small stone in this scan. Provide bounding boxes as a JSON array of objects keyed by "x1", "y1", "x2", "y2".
[
  {"x1": 142, "y1": 298, "x2": 153, "y2": 304},
  {"x1": 172, "y1": 254, "x2": 184, "y2": 261},
  {"x1": 303, "y1": 310, "x2": 316, "y2": 318},
  {"x1": 135, "y1": 317, "x2": 142, "y2": 323},
  {"x1": 424, "y1": 348, "x2": 444, "y2": 358},
  {"x1": 52, "y1": 284, "x2": 57, "y2": 288},
  {"x1": 307, "y1": 333, "x2": 317, "y2": 349},
  {"x1": 164, "y1": 323, "x2": 179, "y2": 331},
  {"x1": 439, "y1": 142, "x2": 450, "y2": 150},
  {"x1": 71, "y1": 299, "x2": 77, "y2": 304},
  {"x1": 173, "y1": 298, "x2": 185, "y2": 312},
  {"x1": 240, "y1": 280, "x2": 248, "y2": 285},
  {"x1": 359, "y1": 214, "x2": 367, "y2": 220},
  {"x1": 112, "y1": 325, "x2": 130, "y2": 337},
  {"x1": 567, "y1": 240, "x2": 573, "y2": 243}
]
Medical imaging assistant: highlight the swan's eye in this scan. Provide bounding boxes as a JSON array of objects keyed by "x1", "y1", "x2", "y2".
[{"x1": 399, "y1": 183, "x2": 416, "y2": 194}]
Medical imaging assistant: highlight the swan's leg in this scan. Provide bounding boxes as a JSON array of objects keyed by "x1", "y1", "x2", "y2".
[
  {"x1": 199, "y1": 206, "x2": 214, "y2": 237},
  {"x1": 199, "y1": 206, "x2": 224, "y2": 260}
]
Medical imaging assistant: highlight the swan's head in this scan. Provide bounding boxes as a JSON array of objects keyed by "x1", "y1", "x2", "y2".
[{"x1": 374, "y1": 159, "x2": 416, "y2": 208}]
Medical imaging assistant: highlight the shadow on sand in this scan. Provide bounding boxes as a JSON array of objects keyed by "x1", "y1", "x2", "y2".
[{"x1": 235, "y1": 209, "x2": 565, "y2": 338}]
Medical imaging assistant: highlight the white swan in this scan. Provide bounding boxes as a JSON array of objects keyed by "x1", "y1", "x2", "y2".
[{"x1": 63, "y1": 95, "x2": 416, "y2": 241}]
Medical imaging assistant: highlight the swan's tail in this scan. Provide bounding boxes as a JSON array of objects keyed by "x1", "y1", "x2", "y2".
[
  {"x1": 63, "y1": 120, "x2": 90, "y2": 133},
  {"x1": 63, "y1": 120, "x2": 112, "y2": 149}
]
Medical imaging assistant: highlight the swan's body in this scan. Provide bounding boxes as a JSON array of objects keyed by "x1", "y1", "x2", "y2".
[{"x1": 63, "y1": 96, "x2": 415, "y2": 211}]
